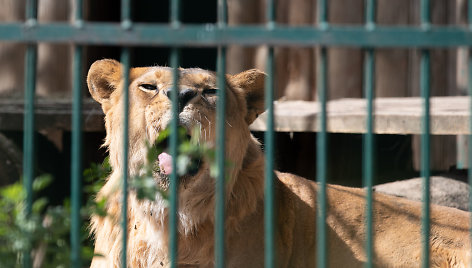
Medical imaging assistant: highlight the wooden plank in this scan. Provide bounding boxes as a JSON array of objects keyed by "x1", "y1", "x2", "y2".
[
  {"x1": 250, "y1": 96, "x2": 470, "y2": 135},
  {"x1": 0, "y1": 97, "x2": 469, "y2": 135},
  {"x1": 0, "y1": 98, "x2": 104, "y2": 131}
]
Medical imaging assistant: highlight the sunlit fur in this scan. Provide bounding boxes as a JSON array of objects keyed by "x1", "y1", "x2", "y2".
[{"x1": 88, "y1": 59, "x2": 470, "y2": 268}]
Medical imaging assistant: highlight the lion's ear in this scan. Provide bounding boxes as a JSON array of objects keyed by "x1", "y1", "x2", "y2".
[
  {"x1": 231, "y1": 69, "x2": 266, "y2": 125},
  {"x1": 87, "y1": 59, "x2": 123, "y2": 105}
]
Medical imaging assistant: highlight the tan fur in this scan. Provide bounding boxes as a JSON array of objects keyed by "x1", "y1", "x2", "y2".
[{"x1": 88, "y1": 59, "x2": 470, "y2": 268}]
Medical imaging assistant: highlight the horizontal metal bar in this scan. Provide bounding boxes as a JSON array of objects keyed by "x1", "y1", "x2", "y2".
[{"x1": 2, "y1": 23, "x2": 472, "y2": 47}]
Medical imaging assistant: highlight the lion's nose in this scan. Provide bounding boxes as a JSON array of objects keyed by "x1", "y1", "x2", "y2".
[
  {"x1": 164, "y1": 88, "x2": 197, "y2": 111},
  {"x1": 179, "y1": 88, "x2": 197, "y2": 107},
  {"x1": 175, "y1": 88, "x2": 197, "y2": 112}
]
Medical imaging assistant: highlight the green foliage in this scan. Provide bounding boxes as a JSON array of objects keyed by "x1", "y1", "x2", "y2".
[
  {"x1": 83, "y1": 157, "x2": 111, "y2": 217},
  {"x1": 0, "y1": 158, "x2": 111, "y2": 268},
  {"x1": 0, "y1": 127, "x2": 221, "y2": 267},
  {"x1": 0, "y1": 174, "x2": 72, "y2": 268}
]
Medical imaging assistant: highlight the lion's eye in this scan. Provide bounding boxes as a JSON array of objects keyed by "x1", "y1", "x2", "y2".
[
  {"x1": 139, "y1": 84, "x2": 158, "y2": 92},
  {"x1": 202, "y1": 88, "x2": 218, "y2": 96}
]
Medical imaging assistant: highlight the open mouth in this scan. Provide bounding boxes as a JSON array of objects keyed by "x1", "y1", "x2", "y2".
[{"x1": 154, "y1": 127, "x2": 202, "y2": 179}]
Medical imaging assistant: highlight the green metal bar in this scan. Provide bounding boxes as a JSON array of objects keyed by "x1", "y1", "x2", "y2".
[
  {"x1": 120, "y1": 47, "x2": 130, "y2": 268},
  {"x1": 170, "y1": 0, "x2": 181, "y2": 28},
  {"x1": 217, "y1": 0, "x2": 227, "y2": 27},
  {"x1": 468, "y1": 2, "x2": 472, "y2": 265},
  {"x1": 421, "y1": 0, "x2": 431, "y2": 26},
  {"x1": 215, "y1": 1, "x2": 227, "y2": 267},
  {"x1": 22, "y1": 43, "x2": 36, "y2": 268},
  {"x1": 264, "y1": 1, "x2": 276, "y2": 268},
  {"x1": 22, "y1": 46, "x2": 36, "y2": 225},
  {"x1": 468, "y1": 49, "x2": 472, "y2": 268},
  {"x1": 121, "y1": 0, "x2": 131, "y2": 29},
  {"x1": 169, "y1": 47, "x2": 180, "y2": 268},
  {"x1": 316, "y1": 48, "x2": 328, "y2": 268},
  {"x1": 316, "y1": 46, "x2": 328, "y2": 268},
  {"x1": 316, "y1": 1, "x2": 328, "y2": 267},
  {"x1": 468, "y1": 47, "x2": 472, "y2": 268},
  {"x1": 363, "y1": 1, "x2": 376, "y2": 268},
  {"x1": 266, "y1": 0, "x2": 276, "y2": 23},
  {"x1": 25, "y1": 0, "x2": 38, "y2": 22},
  {"x1": 362, "y1": 48, "x2": 375, "y2": 268},
  {"x1": 264, "y1": 47, "x2": 276, "y2": 268},
  {"x1": 169, "y1": 1, "x2": 181, "y2": 267},
  {"x1": 22, "y1": 1, "x2": 38, "y2": 268},
  {"x1": 120, "y1": 0, "x2": 131, "y2": 265},
  {"x1": 318, "y1": 0, "x2": 328, "y2": 26},
  {"x1": 215, "y1": 46, "x2": 227, "y2": 268},
  {"x1": 469, "y1": 0, "x2": 472, "y2": 27},
  {"x1": 70, "y1": 45, "x2": 83, "y2": 268},
  {"x1": 5, "y1": 24, "x2": 472, "y2": 47},
  {"x1": 75, "y1": 0, "x2": 83, "y2": 23},
  {"x1": 70, "y1": 0, "x2": 84, "y2": 266},
  {"x1": 420, "y1": 1, "x2": 431, "y2": 268},
  {"x1": 365, "y1": 0, "x2": 375, "y2": 27},
  {"x1": 420, "y1": 49, "x2": 431, "y2": 268}
]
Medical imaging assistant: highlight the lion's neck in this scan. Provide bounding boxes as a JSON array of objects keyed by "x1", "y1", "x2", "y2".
[
  {"x1": 226, "y1": 138, "x2": 265, "y2": 225},
  {"x1": 96, "y1": 137, "x2": 266, "y2": 266}
]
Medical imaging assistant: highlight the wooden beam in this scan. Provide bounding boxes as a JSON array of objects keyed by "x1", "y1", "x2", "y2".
[
  {"x1": 0, "y1": 98, "x2": 104, "y2": 131},
  {"x1": 250, "y1": 96, "x2": 470, "y2": 135},
  {"x1": 0, "y1": 97, "x2": 469, "y2": 135}
]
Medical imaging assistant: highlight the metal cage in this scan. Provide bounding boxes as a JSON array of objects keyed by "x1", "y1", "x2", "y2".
[{"x1": 0, "y1": 0, "x2": 471, "y2": 267}]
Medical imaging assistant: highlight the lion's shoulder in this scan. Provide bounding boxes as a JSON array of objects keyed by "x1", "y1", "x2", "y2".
[{"x1": 276, "y1": 171, "x2": 318, "y2": 204}]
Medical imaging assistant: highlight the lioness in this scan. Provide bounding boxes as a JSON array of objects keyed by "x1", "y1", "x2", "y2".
[{"x1": 88, "y1": 59, "x2": 470, "y2": 267}]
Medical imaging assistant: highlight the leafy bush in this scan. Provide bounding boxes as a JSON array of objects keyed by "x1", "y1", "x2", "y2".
[{"x1": 0, "y1": 127, "x2": 216, "y2": 267}]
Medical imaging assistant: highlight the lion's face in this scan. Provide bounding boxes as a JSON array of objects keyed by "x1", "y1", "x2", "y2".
[{"x1": 87, "y1": 59, "x2": 265, "y2": 216}]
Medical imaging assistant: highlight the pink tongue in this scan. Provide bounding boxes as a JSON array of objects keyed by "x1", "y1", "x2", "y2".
[{"x1": 158, "y1": 152, "x2": 173, "y2": 175}]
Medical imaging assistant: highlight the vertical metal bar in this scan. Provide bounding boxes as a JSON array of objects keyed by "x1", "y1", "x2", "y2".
[
  {"x1": 169, "y1": 47, "x2": 180, "y2": 268},
  {"x1": 70, "y1": 1, "x2": 84, "y2": 267},
  {"x1": 420, "y1": 0, "x2": 431, "y2": 28},
  {"x1": 215, "y1": 1, "x2": 227, "y2": 267},
  {"x1": 264, "y1": 1, "x2": 276, "y2": 268},
  {"x1": 23, "y1": 49, "x2": 36, "y2": 217},
  {"x1": 120, "y1": 0, "x2": 132, "y2": 266},
  {"x1": 365, "y1": 0, "x2": 375, "y2": 26},
  {"x1": 316, "y1": 46, "x2": 328, "y2": 268},
  {"x1": 215, "y1": 45, "x2": 227, "y2": 268},
  {"x1": 170, "y1": 0, "x2": 182, "y2": 28},
  {"x1": 169, "y1": 2, "x2": 181, "y2": 267},
  {"x1": 217, "y1": 0, "x2": 228, "y2": 26},
  {"x1": 468, "y1": 47, "x2": 472, "y2": 268},
  {"x1": 264, "y1": 47, "x2": 275, "y2": 268},
  {"x1": 318, "y1": 0, "x2": 328, "y2": 28},
  {"x1": 22, "y1": 1, "x2": 37, "y2": 267},
  {"x1": 363, "y1": 1, "x2": 376, "y2": 268},
  {"x1": 420, "y1": 48, "x2": 431, "y2": 268},
  {"x1": 25, "y1": 0, "x2": 38, "y2": 23},
  {"x1": 121, "y1": 0, "x2": 132, "y2": 29},
  {"x1": 420, "y1": 1, "x2": 431, "y2": 268},
  {"x1": 316, "y1": 0, "x2": 328, "y2": 267},
  {"x1": 363, "y1": 49, "x2": 375, "y2": 268},
  {"x1": 70, "y1": 45, "x2": 83, "y2": 268},
  {"x1": 120, "y1": 48, "x2": 130, "y2": 268},
  {"x1": 467, "y1": 2, "x2": 472, "y2": 265}
]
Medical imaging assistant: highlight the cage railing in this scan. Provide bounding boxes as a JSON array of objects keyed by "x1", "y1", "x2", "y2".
[{"x1": 0, "y1": 0, "x2": 469, "y2": 267}]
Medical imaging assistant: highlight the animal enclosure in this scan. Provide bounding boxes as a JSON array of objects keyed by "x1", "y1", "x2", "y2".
[{"x1": 0, "y1": 0, "x2": 471, "y2": 267}]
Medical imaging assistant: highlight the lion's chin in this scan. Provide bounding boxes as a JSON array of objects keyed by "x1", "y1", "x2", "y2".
[{"x1": 153, "y1": 162, "x2": 202, "y2": 191}]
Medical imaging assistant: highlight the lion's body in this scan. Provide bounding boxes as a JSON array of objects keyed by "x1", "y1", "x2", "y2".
[{"x1": 88, "y1": 59, "x2": 470, "y2": 267}]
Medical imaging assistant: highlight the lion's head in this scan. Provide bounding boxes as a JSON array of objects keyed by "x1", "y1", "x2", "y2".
[{"x1": 87, "y1": 59, "x2": 266, "y2": 233}]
